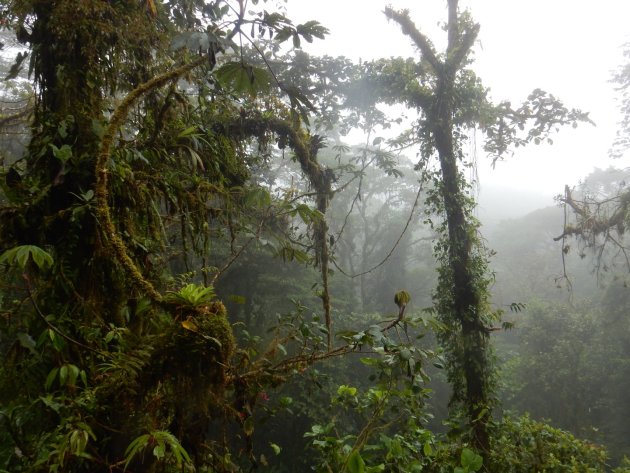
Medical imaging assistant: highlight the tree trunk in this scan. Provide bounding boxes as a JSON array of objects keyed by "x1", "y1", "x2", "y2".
[
  {"x1": 385, "y1": 0, "x2": 491, "y2": 453},
  {"x1": 432, "y1": 77, "x2": 490, "y2": 451}
]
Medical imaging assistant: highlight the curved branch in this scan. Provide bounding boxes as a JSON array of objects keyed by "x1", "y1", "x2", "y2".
[
  {"x1": 95, "y1": 56, "x2": 207, "y2": 302},
  {"x1": 331, "y1": 179, "x2": 424, "y2": 279}
]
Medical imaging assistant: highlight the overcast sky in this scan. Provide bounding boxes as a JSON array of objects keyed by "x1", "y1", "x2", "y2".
[{"x1": 286, "y1": 0, "x2": 630, "y2": 198}]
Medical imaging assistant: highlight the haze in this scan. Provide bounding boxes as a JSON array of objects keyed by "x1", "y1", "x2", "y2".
[{"x1": 288, "y1": 0, "x2": 630, "y2": 208}]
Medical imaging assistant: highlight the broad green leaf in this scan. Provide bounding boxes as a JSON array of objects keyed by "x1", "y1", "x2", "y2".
[
  {"x1": 79, "y1": 369, "x2": 87, "y2": 387},
  {"x1": 67, "y1": 364, "x2": 80, "y2": 387},
  {"x1": 59, "y1": 364, "x2": 68, "y2": 386},
  {"x1": 337, "y1": 385, "x2": 357, "y2": 396},
  {"x1": 399, "y1": 348, "x2": 412, "y2": 360},
  {"x1": 461, "y1": 448, "x2": 483, "y2": 471},
  {"x1": 50, "y1": 144, "x2": 73, "y2": 163},
  {"x1": 0, "y1": 245, "x2": 53, "y2": 270},
  {"x1": 45, "y1": 367, "x2": 59, "y2": 391},
  {"x1": 423, "y1": 441, "x2": 432, "y2": 456},
  {"x1": 153, "y1": 444, "x2": 165, "y2": 459},
  {"x1": 346, "y1": 450, "x2": 365, "y2": 473},
  {"x1": 274, "y1": 27, "x2": 293, "y2": 43},
  {"x1": 245, "y1": 187, "x2": 272, "y2": 208},
  {"x1": 215, "y1": 61, "x2": 272, "y2": 95}
]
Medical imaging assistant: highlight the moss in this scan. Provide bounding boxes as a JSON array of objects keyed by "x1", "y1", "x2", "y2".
[
  {"x1": 197, "y1": 301, "x2": 235, "y2": 375},
  {"x1": 152, "y1": 300, "x2": 235, "y2": 391}
]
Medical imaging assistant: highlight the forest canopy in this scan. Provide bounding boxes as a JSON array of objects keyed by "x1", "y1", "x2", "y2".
[{"x1": 0, "y1": 1, "x2": 628, "y2": 472}]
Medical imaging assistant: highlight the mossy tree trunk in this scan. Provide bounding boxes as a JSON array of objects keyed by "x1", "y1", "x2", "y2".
[{"x1": 386, "y1": 0, "x2": 492, "y2": 452}]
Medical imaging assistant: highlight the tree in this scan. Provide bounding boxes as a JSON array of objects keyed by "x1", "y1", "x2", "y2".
[
  {"x1": 557, "y1": 43, "x2": 630, "y2": 273},
  {"x1": 0, "y1": 1, "x2": 335, "y2": 471},
  {"x1": 374, "y1": 1, "x2": 589, "y2": 452}
]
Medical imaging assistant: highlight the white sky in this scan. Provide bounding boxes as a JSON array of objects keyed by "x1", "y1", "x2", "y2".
[{"x1": 286, "y1": 0, "x2": 630, "y2": 197}]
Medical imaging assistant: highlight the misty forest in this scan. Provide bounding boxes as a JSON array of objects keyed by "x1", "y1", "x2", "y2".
[{"x1": 1, "y1": 0, "x2": 630, "y2": 472}]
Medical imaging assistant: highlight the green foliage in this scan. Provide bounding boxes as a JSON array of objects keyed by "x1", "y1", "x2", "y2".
[
  {"x1": 500, "y1": 298, "x2": 630, "y2": 465},
  {"x1": 163, "y1": 283, "x2": 217, "y2": 308},
  {"x1": 0, "y1": 245, "x2": 53, "y2": 270},
  {"x1": 455, "y1": 448, "x2": 483, "y2": 473},
  {"x1": 489, "y1": 415, "x2": 608, "y2": 472},
  {"x1": 124, "y1": 430, "x2": 192, "y2": 471},
  {"x1": 305, "y1": 317, "x2": 438, "y2": 473},
  {"x1": 215, "y1": 62, "x2": 274, "y2": 96}
]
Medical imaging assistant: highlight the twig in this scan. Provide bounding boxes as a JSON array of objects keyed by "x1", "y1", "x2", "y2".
[
  {"x1": 22, "y1": 274, "x2": 108, "y2": 357},
  {"x1": 332, "y1": 180, "x2": 424, "y2": 279}
]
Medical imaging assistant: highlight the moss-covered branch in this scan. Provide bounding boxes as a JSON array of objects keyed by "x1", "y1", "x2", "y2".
[
  {"x1": 218, "y1": 112, "x2": 335, "y2": 348},
  {"x1": 95, "y1": 57, "x2": 206, "y2": 302}
]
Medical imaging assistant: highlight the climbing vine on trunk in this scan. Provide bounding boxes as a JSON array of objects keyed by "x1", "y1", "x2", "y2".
[{"x1": 382, "y1": 0, "x2": 591, "y2": 453}]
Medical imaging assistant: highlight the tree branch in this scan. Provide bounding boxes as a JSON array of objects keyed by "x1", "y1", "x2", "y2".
[{"x1": 384, "y1": 7, "x2": 441, "y2": 73}]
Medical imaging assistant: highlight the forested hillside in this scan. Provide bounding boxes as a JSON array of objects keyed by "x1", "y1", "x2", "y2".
[{"x1": 0, "y1": 1, "x2": 628, "y2": 472}]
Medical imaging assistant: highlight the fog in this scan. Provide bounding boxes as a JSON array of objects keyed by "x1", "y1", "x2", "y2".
[{"x1": 288, "y1": 0, "x2": 630, "y2": 213}]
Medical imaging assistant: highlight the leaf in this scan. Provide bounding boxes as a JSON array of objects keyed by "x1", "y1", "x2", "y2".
[
  {"x1": 245, "y1": 187, "x2": 272, "y2": 208},
  {"x1": 461, "y1": 448, "x2": 483, "y2": 471},
  {"x1": 124, "y1": 434, "x2": 151, "y2": 470},
  {"x1": 70, "y1": 429, "x2": 89, "y2": 456},
  {"x1": 45, "y1": 367, "x2": 59, "y2": 391},
  {"x1": 80, "y1": 369, "x2": 88, "y2": 387},
  {"x1": 423, "y1": 441, "x2": 432, "y2": 456},
  {"x1": 185, "y1": 146, "x2": 205, "y2": 171},
  {"x1": 0, "y1": 245, "x2": 54, "y2": 270},
  {"x1": 399, "y1": 348, "x2": 412, "y2": 360},
  {"x1": 274, "y1": 27, "x2": 293, "y2": 43},
  {"x1": 337, "y1": 385, "x2": 357, "y2": 396},
  {"x1": 270, "y1": 442, "x2": 281, "y2": 455},
  {"x1": 153, "y1": 444, "x2": 165, "y2": 459},
  {"x1": 243, "y1": 416, "x2": 255, "y2": 436},
  {"x1": 67, "y1": 364, "x2": 80, "y2": 387},
  {"x1": 292, "y1": 32, "x2": 301, "y2": 49},
  {"x1": 50, "y1": 144, "x2": 73, "y2": 163},
  {"x1": 215, "y1": 61, "x2": 272, "y2": 96},
  {"x1": 59, "y1": 364, "x2": 68, "y2": 386},
  {"x1": 181, "y1": 318, "x2": 199, "y2": 332},
  {"x1": 17, "y1": 332, "x2": 38, "y2": 357},
  {"x1": 177, "y1": 126, "x2": 198, "y2": 138},
  {"x1": 295, "y1": 203, "x2": 315, "y2": 223},
  {"x1": 346, "y1": 450, "x2": 365, "y2": 473}
]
